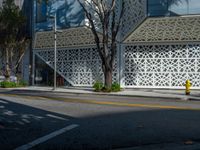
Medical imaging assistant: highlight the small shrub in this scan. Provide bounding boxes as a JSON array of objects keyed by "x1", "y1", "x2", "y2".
[
  {"x1": 93, "y1": 81, "x2": 121, "y2": 92},
  {"x1": 0, "y1": 81, "x2": 17, "y2": 88},
  {"x1": 101, "y1": 86, "x2": 112, "y2": 92},
  {"x1": 93, "y1": 81, "x2": 103, "y2": 92},
  {"x1": 111, "y1": 82, "x2": 121, "y2": 92},
  {"x1": 18, "y1": 80, "x2": 28, "y2": 87}
]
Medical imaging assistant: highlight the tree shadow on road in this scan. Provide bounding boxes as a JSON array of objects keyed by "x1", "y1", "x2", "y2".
[
  {"x1": 36, "y1": 108, "x2": 200, "y2": 150},
  {"x1": 1, "y1": 96, "x2": 200, "y2": 150},
  {"x1": 0, "y1": 98, "x2": 75, "y2": 150}
]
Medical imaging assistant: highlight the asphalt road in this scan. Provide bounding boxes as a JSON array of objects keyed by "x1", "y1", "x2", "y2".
[{"x1": 1, "y1": 89, "x2": 200, "y2": 150}]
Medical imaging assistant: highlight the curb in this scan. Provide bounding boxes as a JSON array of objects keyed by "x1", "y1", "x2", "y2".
[{"x1": 1, "y1": 87, "x2": 200, "y2": 102}]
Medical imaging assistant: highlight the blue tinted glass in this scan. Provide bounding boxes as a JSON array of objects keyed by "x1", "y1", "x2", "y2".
[
  {"x1": 169, "y1": 0, "x2": 188, "y2": 15},
  {"x1": 148, "y1": 0, "x2": 200, "y2": 16},
  {"x1": 36, "y1": 0, "x2": 47, "y2": 23},
  {"x1": 148, "y1": 0, "x2": 169, "y2": 16},
  {"x1": 189, "y1": 0, "x2": 200, "y2": 14},
  {"x1": 35, "y1": 0, "x2": 85, "y2": 31}
]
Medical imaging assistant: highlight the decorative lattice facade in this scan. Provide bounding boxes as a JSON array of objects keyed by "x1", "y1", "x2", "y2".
[
  {"x1": 124, "y1": 43, "x2": 200, "y2": 88},
  {"x1": 33, "y1": 1, "x2": 200, "y2": 89},
  {"x1": 35, "y1": 47, "x2": 118, "y2": 86},
  {"x1": 121, "y1": 0, "x2": 146, "y2": 39},
  {"x1": 125, "y1": 16, "x2": 200, "y2": 43},
  {"x1": 34, "y1": 27, "x2": 104, "y2": 49}
]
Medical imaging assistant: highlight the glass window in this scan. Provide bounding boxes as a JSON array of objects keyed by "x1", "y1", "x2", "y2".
[
  {"x1": 35, "y1": 0, "x2": 85, "y2": 31},
  {"x1": 36, "y1": 0, "x2": 47, "y2": 23},
  {"x1": 148, "y1": 0, "x2": 200, "y2": 16},
  {"x1": 148, "y1": 0, "x2": 169, "y2": 16},
  {"x1": 169, "y1": 0, "x2": 188, "y2": 15},
  {"x1": 189, "y1": 0, "x2": 200, "y2": 14}
]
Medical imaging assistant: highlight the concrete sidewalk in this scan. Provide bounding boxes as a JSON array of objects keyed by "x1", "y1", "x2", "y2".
[{"x1": 2, "y1": 86, "x2": 200, "y2": 101}]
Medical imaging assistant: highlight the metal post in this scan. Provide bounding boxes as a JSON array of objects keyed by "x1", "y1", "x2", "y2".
[
  {"x1": 119, "y1": 43, "x2": 125, "y2": 88},
  {"x1": 32, "y1": 52, "x2": 35, "y2": 86},
  {"x1": 31, "y1": 0, "x2": 35, "y2": 86},
  {"x1": 53, "y1": 13, "x2": 57, "y2": 90}
]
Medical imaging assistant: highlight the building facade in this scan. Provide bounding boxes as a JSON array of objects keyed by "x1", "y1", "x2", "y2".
[{"x1": 33, "y1": 0, "x2": 200, "y2": 89}]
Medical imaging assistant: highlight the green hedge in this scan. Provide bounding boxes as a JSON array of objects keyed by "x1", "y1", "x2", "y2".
[
  {"x1": 93, "y1": 81, "x2": 103, "y2": 92},
  {"x1": 0, "y1": 80, "x2": 28, "y2": 88},
  {"x1": 93, "y1": 81, "x2": 121, "y2": 92},
  {"x1": 111, "y1": 82, "x2": 121, "y2": 92},
  {"x1": 0, "y1": 81, "x2": 17, "y2": 88}
]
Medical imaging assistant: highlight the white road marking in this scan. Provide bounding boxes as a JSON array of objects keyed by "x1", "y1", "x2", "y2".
[
  {"x1": 0, "y1": 100, "x2": 8, "y2": 104},
  {"x1": 22, "y1": 119, "x2": 30, "y2": 124},
  {"x1": 46, "y1": 114, "x2": 69, "y2": 121},
  {"x1": 0, "y1": 105, "x2": 5, "y2": 108},
  {"x1": 17, "y1": 121, "x2": 25, "y2": 125},
  {"x1": 15, "y1": 124, "x2": 79, "y2": 150}
]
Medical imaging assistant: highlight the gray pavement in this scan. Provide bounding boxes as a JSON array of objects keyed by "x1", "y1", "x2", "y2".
[
  {"x1": 1, "y1": 87, "x2": 200, "y2": 149},
  {"x1": 0, "y1": 94, "x2": 200, "y2": 150},
  {"x1": 1, "y1": 86, "x2": 200, "y2": 101},
  {"x1": 0, "y1": 96, "x2": 76, "y2": 150}
]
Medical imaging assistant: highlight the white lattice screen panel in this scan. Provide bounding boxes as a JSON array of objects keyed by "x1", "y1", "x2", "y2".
[
  {"x1": 34, "y1": 27, "x2": 104, "y2": 49},
  {"x1": 121, "y1": 0, "x2": 146, "y2": 39},
  {"x1": 35, "y1": 47, "x2": 118, "y2": 86},
  {"x1": 124, "y1": 43, "x2": 200, "y2": 88},
  {"x1": 124, "y1": 16, "x2": 200, "y2": 43}
]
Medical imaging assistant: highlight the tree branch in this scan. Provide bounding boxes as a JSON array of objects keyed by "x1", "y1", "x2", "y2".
[{"x1": 77, "y1": 0, "x2": 105, "y2": 62}]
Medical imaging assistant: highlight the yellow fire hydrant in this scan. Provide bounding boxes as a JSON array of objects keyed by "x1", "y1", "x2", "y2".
[{"x1": 185, "y1": 80, "x2": 192, "y2": 95}]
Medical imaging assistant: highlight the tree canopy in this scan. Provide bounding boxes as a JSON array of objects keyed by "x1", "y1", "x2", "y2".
[{"x1": 0, "y1": 0, "x2": 29, "y2": 80}]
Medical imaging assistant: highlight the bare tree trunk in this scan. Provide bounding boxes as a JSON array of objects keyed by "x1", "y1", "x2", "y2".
[
  {"x1": 14, "y1": 51, "x2": 25, "y2": 74},
  {"x1": 77, "y1": 0, "x2": 124, "y2": 92},
  {"x1": 5, "y1": 47, "x2": 10, "y2": 81},
  {"x1": 102, "y1": 60, "x2": 113, "y2": 90},
  {"x1": 104, "y1": 68, "x2": 112, "y2": 90}
]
